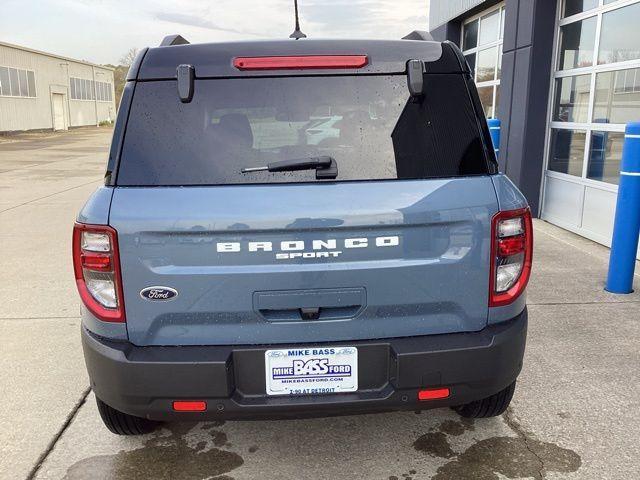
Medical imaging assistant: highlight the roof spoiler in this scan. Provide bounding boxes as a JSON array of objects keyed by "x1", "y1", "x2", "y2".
[
  {"x1": 402, "y1": 31, "x2": 434, "y2": 41},
  {"x1": 160, "y1": 34, "x2": 190, "y2": 47}
]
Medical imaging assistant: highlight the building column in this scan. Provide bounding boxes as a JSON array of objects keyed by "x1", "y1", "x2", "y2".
[
  {"x1": 429, "y1": 21, "x2": 461, "y2": 44},
  {"x1": 91, "y1": 66, "x2": 99, "y2": 127},
  {"x1": 497, "y1": 0, "x2": 557, "y2": 216}
]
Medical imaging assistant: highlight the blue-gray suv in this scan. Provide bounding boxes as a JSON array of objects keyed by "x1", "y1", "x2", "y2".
[{"x1": 73, "y1": 34, "x2": 532, "y2": 435}]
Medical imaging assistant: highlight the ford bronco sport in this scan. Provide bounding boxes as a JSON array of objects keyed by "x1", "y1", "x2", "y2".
[{"x1": 74, "y1": 34, "x2": 532, "y2": 435}]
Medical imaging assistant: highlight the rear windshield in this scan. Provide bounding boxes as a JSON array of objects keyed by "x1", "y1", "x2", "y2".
[{"x1": 117, "y1": 74, "x2": 490, "y2": 185}]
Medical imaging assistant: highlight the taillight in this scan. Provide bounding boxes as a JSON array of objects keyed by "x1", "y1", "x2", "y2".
[
  {"x1": 72, "y1": 223, "x2": 125, "y2": 322},
  {"x1": 233, "y1": 55, "x2": 368, "y2": 71},
  {"x1": 489, "y1": 208, "x2": 533, "y2": 307}
]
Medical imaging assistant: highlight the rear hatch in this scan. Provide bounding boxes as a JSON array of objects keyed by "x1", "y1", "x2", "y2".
[{"x1": 109, "y1": 41, "x2": 499, "y2": 346}]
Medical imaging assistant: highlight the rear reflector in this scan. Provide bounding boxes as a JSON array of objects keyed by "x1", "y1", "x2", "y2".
[
  {"x1": 418, "y1": 388, "x2": 450, "y2": 401},
  {"x1": 172, "y1": 401, "x2": 207, "y2": 412},
  {"x1": 233, "y1": 55, "x2": 368, "y2": 71}
]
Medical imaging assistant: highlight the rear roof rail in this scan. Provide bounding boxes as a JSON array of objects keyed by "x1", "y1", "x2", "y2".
[
  {"x1": 402, "y1": 31, "x2": 434, "y2": 41},
  {"x1": 160, "y1": 34, "x2": 190, "y2": 47},
  {"x1": 135, "y1": 40, "x2": 461, "y2": 79}
]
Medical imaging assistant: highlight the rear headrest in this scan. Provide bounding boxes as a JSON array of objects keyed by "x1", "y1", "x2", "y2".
[{"x1": 217, "y1": 113, "x2": 254, "y2": 148}]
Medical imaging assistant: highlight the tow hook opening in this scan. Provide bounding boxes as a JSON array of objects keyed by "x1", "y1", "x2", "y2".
[{"x1": 300, "y1": 307, "x2": 321, "y2": 320}]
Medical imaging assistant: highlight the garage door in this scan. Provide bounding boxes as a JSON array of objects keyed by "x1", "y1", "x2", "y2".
[{"x1": 541, "y1": 0, "x2": 640, "y2": 259}]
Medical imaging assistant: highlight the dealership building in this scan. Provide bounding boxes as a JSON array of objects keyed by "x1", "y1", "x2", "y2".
[
  {"x1": 430, "y1": 0, "x2": 640, "y2": 254},
  {"x1": 0, "y1": 41, "x2": 116, "y2": 133}
]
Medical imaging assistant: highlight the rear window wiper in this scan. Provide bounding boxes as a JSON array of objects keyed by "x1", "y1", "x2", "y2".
[{"x1": 241, "y1": 156, "x2": 338, "y2": 179}]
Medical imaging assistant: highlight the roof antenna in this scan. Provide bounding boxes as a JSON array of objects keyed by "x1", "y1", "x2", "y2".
[{"x1": 289, "y1": 0, "x2": 307, "y2": 39}]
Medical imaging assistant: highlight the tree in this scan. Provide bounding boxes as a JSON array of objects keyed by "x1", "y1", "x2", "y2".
[
  {"x1": 119, "y1": 47, "x2": 139, "y2": 67},
  {"x1": 111, "y1": 65, "x2": 129, "y2": 110},
  {"x1": 104, "y1": 48, "x2": 139, "y2": 111}
]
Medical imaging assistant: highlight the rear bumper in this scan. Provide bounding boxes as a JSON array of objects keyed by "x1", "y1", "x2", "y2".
[{"x1": 82, "y1": 309, "x2": 527, "y2": 421}]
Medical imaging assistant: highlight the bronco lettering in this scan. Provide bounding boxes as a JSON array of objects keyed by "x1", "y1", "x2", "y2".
[{"x1": 216, "y1": 236, "x2": 399, "y2": 260}]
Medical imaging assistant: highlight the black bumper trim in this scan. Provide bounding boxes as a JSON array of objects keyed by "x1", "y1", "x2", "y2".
[{"x1": 82, "y1": 309, "x2": 527, "y2": 420}]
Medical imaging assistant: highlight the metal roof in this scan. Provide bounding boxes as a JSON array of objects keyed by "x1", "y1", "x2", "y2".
[{"x1": 0, "y1": 41, "x2": 114, "y2": 71}]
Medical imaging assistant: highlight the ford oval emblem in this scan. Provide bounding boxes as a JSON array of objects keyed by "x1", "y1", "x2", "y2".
[{"x1": 140, "y1": 286, "x2": 178, "y2": 301}]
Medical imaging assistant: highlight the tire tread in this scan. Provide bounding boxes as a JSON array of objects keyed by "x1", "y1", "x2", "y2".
[
  {"x1": 453, "y1": 381, "x2": 516, "y2": 418},
  {"x1": 96, "y1": 397, "x2": 159, "y2": 435}
]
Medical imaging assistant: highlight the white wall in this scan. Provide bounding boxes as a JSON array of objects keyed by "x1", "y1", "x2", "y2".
[
  {"x1": 66, "y1": 62, "x2": 115, "y2": 127},
  {"x1": 0, "y1": 43, "x2": 115, "y2": 132}
]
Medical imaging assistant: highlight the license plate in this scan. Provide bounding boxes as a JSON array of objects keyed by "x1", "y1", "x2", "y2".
[{"x1": 265, "y1": 346, "x2": 358, "y2": 396}]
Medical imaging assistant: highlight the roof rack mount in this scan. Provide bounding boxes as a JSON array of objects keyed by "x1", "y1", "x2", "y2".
[
  {"x1": 402, "y1": 31, "x2": 434, "y2": 41},
  {"x1": 160, "y1": 35, "x2": 190, "y2": 47}
]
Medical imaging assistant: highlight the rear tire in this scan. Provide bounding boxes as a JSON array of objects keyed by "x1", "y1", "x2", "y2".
[
  {"x1": 453, "y1": 381, "x2": 516, "y2": 418},
  {"x1": 96, "y1": 397, "x2": 160, "y2": 435}
]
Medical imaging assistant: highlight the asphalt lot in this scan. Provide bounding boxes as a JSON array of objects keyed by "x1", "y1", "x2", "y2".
[{"x1": 1, "y1": 128, "x2": 639, "y2": 480}]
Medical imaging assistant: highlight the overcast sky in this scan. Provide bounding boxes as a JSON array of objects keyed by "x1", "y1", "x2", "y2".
[{"x1": 1, "y1": 0, "x2": 429, "y2": 65}]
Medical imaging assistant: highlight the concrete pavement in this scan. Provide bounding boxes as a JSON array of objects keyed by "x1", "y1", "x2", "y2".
[
  {"x1": 1, "y1": 128, "x2": 638, "y2": 479},
  {"x1": 0, "y1": 128, "x2": 108, "y2": 480}
]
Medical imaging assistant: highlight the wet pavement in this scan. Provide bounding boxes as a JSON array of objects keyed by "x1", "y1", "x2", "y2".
[{"x1": 1, "y1": 128, "x2": 639, "y2": 479}]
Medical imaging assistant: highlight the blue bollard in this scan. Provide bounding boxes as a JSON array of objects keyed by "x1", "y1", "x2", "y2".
[
  {"x1": 605, "y1": 122, "x2": 640, "y2": 294},
  {"x1": 487, "y1": 118, "x2": 501, "y2": 158}
]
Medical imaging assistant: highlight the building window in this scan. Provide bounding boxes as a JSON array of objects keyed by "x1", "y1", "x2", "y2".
[
  {"x1": 95, "y1": 81, "x2": 113, "y2": 102},
  {"x1": 547, "y1": 0, "x2": 640, "y2": 185},
  {"x1": 587, "y1": 131, "x2": 623, "y2": 184},
  {"x1": 598, "y1": 2, "x2": 640, "y2": 65},
  {"x1": 0, "y1": 66, "x2": 36, "y2": 97},
  {"x1": 548, "y1": 129, "x2": 587, "y2": 177},
  {"x1": 553, "y1": 74, "x2": 591, "y2": 122},
  {"x1": 558, "y1": 17, "x2": 597, "y2": 70},
  {"x1": 563, "y1": 0, "x2": 599, "y2": 18},
  {"x1": 70, "y1": 77, "x2": 112, "y2": 102},
  {"x1": 461, "y1": 3, "x2": 505, "y2": 118}
]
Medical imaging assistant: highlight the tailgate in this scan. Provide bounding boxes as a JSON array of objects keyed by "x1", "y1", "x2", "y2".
[{"x1": 110, "y1": 177, "x2": 497, "y2": 346}]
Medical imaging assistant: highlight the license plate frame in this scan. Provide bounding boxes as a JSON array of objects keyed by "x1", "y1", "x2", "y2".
[{"x1": 264, "y1": 346, "x2": 358, "y2": 396}]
